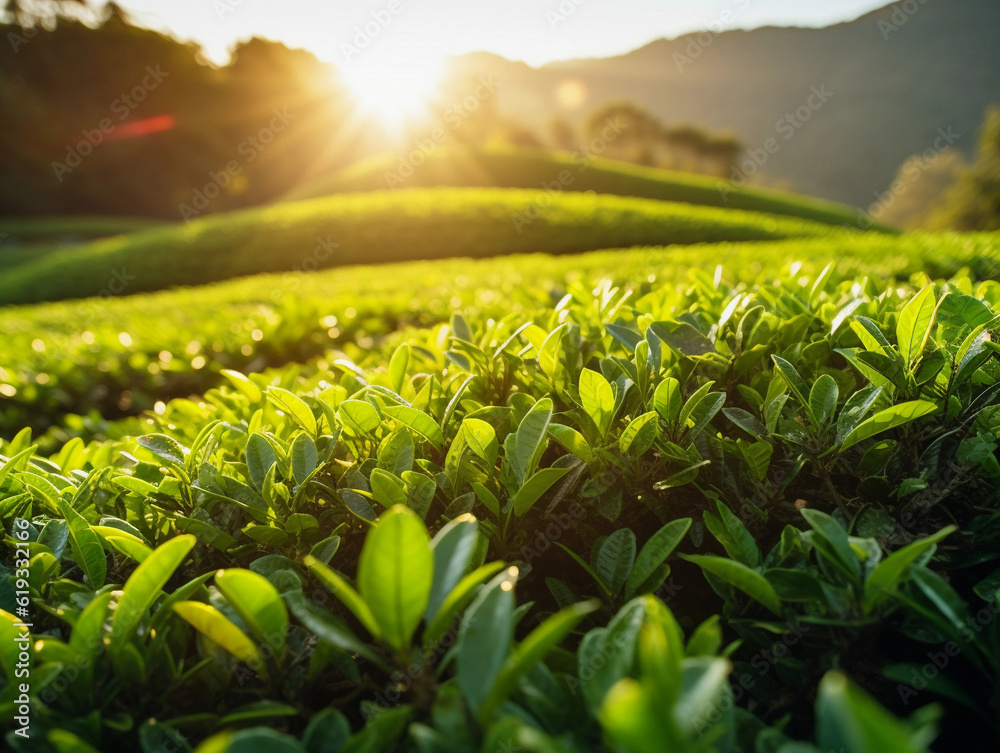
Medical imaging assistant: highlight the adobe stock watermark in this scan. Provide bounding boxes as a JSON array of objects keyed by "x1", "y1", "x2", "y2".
[
  {"x1": 178, "y1": 107, "x2": 295, "y2": 221},
  {"x1": 509, "y1": 115, "x2": 627, "y2": 232},
  {"x1": 546, "y1": 0, "x2": 589, "y2": 30},
  {"x1": 691, "y1": 618, "x2": 809, "y2": 734},
  {"x1": 384, "y1": 75, "x2": 499, "y2": 188},
  {"x1": 895, "y1": 594, "x2": 999, "y2": 707},
  {"x1": 674, "y1": 0, "x2": 752, "y2": 72},
  {"x1": 340, "y1": 1, "x2": 403, "y2": 64},
  {"x1": 11, "y1": 518, "x2": 33, "y2": 740},
  {"x1": 853, "y1": 126, "x2": 960, "y2": 230},
  {"x1": 717, "y1": 84, "x2": 833, "y2": 200},
  {"x1": 51, "y1": 65, "x2": 169, "y2": 182},
  {"x1": 268, "y1": 235, "x2": 341, "y2": 305},
  {"x1": 212, "y1": 0, "x2": 244, "y2": 21},
  {"x1": 878, "y1": 0, "x2": 929, "y2": 41}
]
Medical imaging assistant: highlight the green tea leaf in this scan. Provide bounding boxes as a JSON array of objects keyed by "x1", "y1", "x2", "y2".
[{"x1": 357, "y1": 505, "x2": 433, "y2": 652}]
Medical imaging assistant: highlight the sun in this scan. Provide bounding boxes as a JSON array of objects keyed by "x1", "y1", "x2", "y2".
[{"x1": 338, "y1": 49, "x2": 444, "y2": 131}]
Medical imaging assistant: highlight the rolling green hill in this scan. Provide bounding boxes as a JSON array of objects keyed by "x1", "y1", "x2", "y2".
[
  {"x1": 0, "y1": 187, "x2": 842, "y2": 306},
  {"x1": 285, "y1": 147, "x2": 888, "y2": 230}
]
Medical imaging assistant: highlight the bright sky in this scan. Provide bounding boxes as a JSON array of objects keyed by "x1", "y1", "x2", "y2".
[{"x1": 118, "y1": 0, "x2": 890, "y2": 68}]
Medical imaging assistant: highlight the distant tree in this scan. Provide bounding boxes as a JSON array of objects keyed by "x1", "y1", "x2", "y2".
[
  {"x1": 870, "y1": 148, "x2": 968, "y2": 230},
  {"x1": 583, "y1": 102, "x2": 662, "y2": 165},
  {"x1": 548, "y1": 116, "x2": 577, "y2": 152},
  {"x1": 495, "y1": 123, "x2": 544, "y2": 149},
  {"x1": 929, "y1": 106, "x2": 1000, "y2": 231},
  {"x1": 4, "y1": 0, "x2": 91, "y2": 26}
]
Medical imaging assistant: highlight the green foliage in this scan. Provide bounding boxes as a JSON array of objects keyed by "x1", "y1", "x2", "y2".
[{"x1": 3, "y1": 240, "x2": 1000, "y2": 750}]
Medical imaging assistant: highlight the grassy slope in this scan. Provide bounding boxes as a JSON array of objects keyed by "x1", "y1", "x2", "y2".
[
  {"x1": 0, "y1": 187, "x2": 839, "y2": 306},
  {"x1": 0, "y1": 215, "x2": 165, "y2": 275},
  {"x1": 285, "y1": 146, "x2": 888, "y2": 230}
]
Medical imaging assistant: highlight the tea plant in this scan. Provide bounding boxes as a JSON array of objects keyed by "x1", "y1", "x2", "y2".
[{"x1": 3, "y1": 250, "x2": 1000, "y2": 751}]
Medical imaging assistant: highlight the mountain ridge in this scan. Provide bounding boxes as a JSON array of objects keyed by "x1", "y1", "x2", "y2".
[{"x1": 443, "y1": 0, "x2": 1000, "y2": 208}]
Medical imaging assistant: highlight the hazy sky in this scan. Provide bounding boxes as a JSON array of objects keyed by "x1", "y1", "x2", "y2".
[{"x1": 117, "y1": 0, "x2": 891, "y2": 67}]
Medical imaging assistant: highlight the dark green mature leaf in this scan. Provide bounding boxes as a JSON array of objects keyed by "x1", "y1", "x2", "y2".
[
  {"x1": 512, "y1": 467, "x2": 571, "y2": 516},
  {"x1": 651, "y1": 321, "x2": 714, "y2": 357},
  {"x1": 510, "y1": 398, "x2": 553, "y2": 486},
  {"x1": 625, "y1": 519, "x2": 691, "y2": 600},
  {"x1": 290, "y1": 433, "x2": 318, "y2": 485},
  {"x1": 57, "y1": 498, "x2": 106, "y2": 589},
  {"x1": 137, "y1": 434, "x2": 185, "y2": 466},
  {"x1": 246, "y1": 433, "x2": 277, "y2": 489},
  {"x1": 595, "y1": 529, "x2": 637, "y2": 598},
  {"x1": 426, "y1": 514, "x2": 479, "y2": 623},
  {"x1": 771, "y1": 356, "x2": 810, "y2": 407},
  {"x1": 681, "y1": 554, "x2": 782, "y2": 615},
  {"x1": 458, "y1": 569, "x2": 516, "y2": 712}
]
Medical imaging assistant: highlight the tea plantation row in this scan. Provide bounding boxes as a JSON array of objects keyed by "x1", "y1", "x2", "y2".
[
  {"x1": 3, "y1": 240, "x2": 1000, "y2": 752},
  {"x1": 3, "y1": 232, "x2": 997, "y2": 443}
]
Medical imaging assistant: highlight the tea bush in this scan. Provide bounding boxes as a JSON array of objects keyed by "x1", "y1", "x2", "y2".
[
  {"x1": 3, "y1": 232, "x2": 997, "y2": 442},
  {"x1": 3, "y1": 248, "x2": 1000, "y2": 751}
]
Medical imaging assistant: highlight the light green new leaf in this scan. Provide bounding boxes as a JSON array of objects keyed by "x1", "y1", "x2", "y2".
[
  {"x1": 579, "y1": 369, "x2": 615, "y2": 439},
  {"x1": 266, "y1": 386, "x2": 317, "y2": 436},
  {"x1": 461, "y1": 419, "x2": 499, "y2": 467},
  {"x1": 110, "y1": 535, "x2": 196, "y2": 650},
  {"x1": 681, "y1": 554, "x2": 782, "y2": 615},
  {"x1": 215, "y1": 568, "x2": 289, "y2": 655},
  {"x1": 619, "y1": 411, "x2": 659, "y2": 455},
  {"x1": 839, "y1": 400, "x2": 938, "y2": 452},
  {"x1": 896, "y1": 284, "x2": 938, "y2": 370},
  {"x1": 382, "y1": 404, "x2": 445, "y2": 449},
  {"x1": 221, "y1": 369, "x2": 262, "y2": 403},
  {"x1": 548, "y1": 424, "x2": 594, "y2": 463},
  {"x1": 369, "y1": 468, "x2": 408, "y2": 508},
  {"x1": 357, "y1": 505, "x2": 433, "y2": 653},
  {"x1": 340, "y1": 399, "x2": 382, "y2": 436},
  {"x1": 388, "y1": 343, "x2": 410, "y2": 394},
  {"x1": 173, "y1": 601, "x2": 261, "y2": 666},
  {"x1": 653, "y1": 377, "x2": 682, "y2": 426}
]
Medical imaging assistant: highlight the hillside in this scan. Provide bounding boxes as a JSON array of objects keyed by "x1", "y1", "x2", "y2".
[
  {"x1": 286, "y1": 146, "x2": 885, "y2": 230},
  {"x1": 442, "y1": 0, "x2": 1000, "y2": 208},
  {"x1": 0, "y1": 188, "x2": 839, "y2": 306}
]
